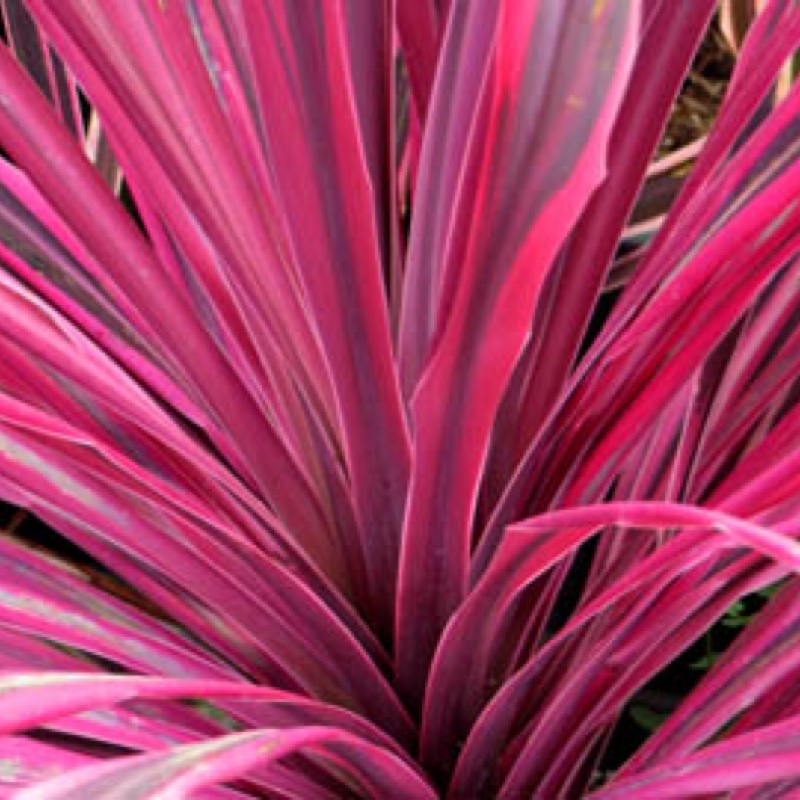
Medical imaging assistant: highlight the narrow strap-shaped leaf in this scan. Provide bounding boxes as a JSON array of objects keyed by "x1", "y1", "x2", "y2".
[
  {"x1": 44, "y1": 703, "x2": 229, "y2": 754},
  {"x1": 14, "y1": 727, "x2": 436, "y2": 800},
  {"x1": 29, "y1": 0, "x2": 332, "y2": 395},
  {"x1": 395, "y1": 0, "x2": 439, "y2": 120},
  {"x1": 615, "y1": 580, "x2": 800, "y2": 776},
  {"x1": 0, "y1": 409, "x2": 413, "y2": 741},
  {"x1": 475, "y1": 41, "x2": 800, "y2": 573},
  {"x1": 0, "y1": 267, "x2": 356, "y2": 594},
  {"x1": 0, "y1": 0, "x2": 82, "y2": 140},
  {"x1": 602, "y1": 0, "x2": 800, "y2": 339},
  {"x1": 25, "y1": 2, "x2": 415, "y2": 623},
  {"x1": 0, "y1": 626, "x2": 95, "y2": 672},
  {"x1": 395, "y1": 0, "x2": 641, "y2": 706},
  {"x1": 711, "y1": 401, "x2": 800, "y2": 515},
  {"x1": 0, "y1": 736, "x2": 94, "y2": 793},
  {"x1": 0, "y1": 263, "x2": 344, "y2": 620},
  {"x1": 685, "y1": 261, "x2": 800, "y2": 500},
  {"x1": 0, "y1": 537, "x2": 234, "y2": 680},
  {"x1": 513, "y1": 569, "x2": 783, "y2": 796},
  {"x1": 0, "y1": 673, "x2": 430, "y2": 796},
  {"x1": 0, "y1": 37, "x2": 337, "y2": 545},
  {"x1": 397, "y1": 1, "x2": 496, "y2": 394},
  {"x1": 241, "y1": 1, "x2": 411, "y2": 635},
  {"x1": 443, "y1": 502, "x2": 800, "y2": 796},
  {"x1": 499, "y1": 565, "x2": 787, "y2": 795},
  {"x1": 591, "y1": 717, "x2": 800, "y2": 799},
  {"x1": 0, "y1": 673, "x2": 414, "y2": 763},
  {"x1": 477, "y1": 0, "x2": 716, "y2": 516},
  {"x1": 0, "y1": 156, "x2": 159, "y2": 351},
  {"x1": 0, "y1": 3, "x2": 344, "y2": 539}
]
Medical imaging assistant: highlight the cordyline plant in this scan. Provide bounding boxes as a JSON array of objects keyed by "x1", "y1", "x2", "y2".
[{"x1": 3, "y1": 0, "x2": 800, "y2": 797}]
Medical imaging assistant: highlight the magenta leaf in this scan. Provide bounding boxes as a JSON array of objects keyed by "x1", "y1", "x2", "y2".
[
  {"x1": 0, "y1": 1, "x2": 799, "y2": 797},
  {"x1": 592, "y1": 717, "x2": 800, "y2": 799},
  {"x1": 395, "y1": 0, "x2": 640, "y2": 707},
  {"x1": 14, "y1": 727, "x2": 436, "y2": 800}
]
